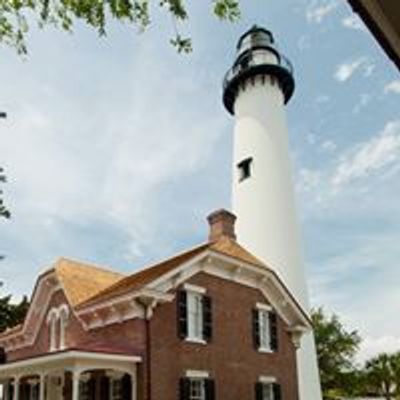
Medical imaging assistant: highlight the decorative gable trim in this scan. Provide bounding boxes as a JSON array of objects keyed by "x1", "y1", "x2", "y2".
[
  {"x1": 0, "y1": 269, "x2": 63, "y2": 351},
  {"x1": 76, "y1": 288, "x2": 173, "y2": 330},
  {"x1": 147, "y1": 249, "x2": 312, "y2": 332}
]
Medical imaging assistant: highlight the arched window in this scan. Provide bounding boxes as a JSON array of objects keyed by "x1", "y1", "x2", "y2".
[
  {"x1": 46, "y1": 309, "x2": 59, "y2": 352},
  {"x1": 59, "y1": 305, "x2": 70, "y2": 350},
  {"x1": 46, "y1": 304, "x2": 69, "y2": 352}
]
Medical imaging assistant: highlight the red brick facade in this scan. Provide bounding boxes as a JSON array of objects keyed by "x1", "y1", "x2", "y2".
[
  {"x1": 7, "y1": 289, "x2": 147, "y2": 363},
  {"x1": 4, "y1": 270, "x2": 299, "y2": 400},
  {"x1": 149, "y1": 272, "x2": 299, "y2": 400}
]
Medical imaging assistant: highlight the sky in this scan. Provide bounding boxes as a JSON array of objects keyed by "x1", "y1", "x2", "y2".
[{"x1": 0, "y1": 0, "x2": 399, "y2": 364}]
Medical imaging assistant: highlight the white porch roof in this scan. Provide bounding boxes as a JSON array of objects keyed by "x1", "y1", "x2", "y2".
[{"x1": 0, "y1": 350, "x2": 141, "y2": 380}]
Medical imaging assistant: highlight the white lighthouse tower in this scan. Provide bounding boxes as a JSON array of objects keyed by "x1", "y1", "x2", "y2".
[{"x1": 223, "y1": 26, "x2": 322, "y2": 400}]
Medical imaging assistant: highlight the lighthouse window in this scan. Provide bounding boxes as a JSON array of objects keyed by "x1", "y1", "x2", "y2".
[{"x1": 238, "y1": 157, "x2": 253, "y2": 182}]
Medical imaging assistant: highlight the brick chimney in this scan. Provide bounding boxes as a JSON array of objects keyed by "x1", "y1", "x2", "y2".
[{"x1": 207, "y1": 209, "x2": 237, "y2": 242}]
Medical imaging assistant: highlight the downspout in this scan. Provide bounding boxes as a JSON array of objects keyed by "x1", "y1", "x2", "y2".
[{"x1": 137, "y1": 299, "x2": 155, "y2": 400}]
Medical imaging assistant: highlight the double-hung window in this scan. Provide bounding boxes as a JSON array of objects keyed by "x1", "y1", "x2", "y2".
[
  {"x1": 259, "y1": 309, "x2": 271, "y2": 351},
  {"x1": 187, "y1": 292, "x2": 204, "y2": 341},
  {"x1": 255, "y1": 381, "x2": 281, "y2": 400},
  {"x1": 252, "y1": 304, "x2": 278, "y2": 352},
  {"x1": 177, "y1": 285, "x2": 212, "y2": 343},
  {"x1": 110, "y1": 378, "x2": 123, "y2": 400},
  {"x1": 189, "y1": 378, "x2": 206, "y2": 400},
  {"x1": 179, "y1": 374, "x2": 215, "y2": 400}
]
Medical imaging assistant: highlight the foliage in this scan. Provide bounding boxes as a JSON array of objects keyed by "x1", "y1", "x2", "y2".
[
  {"x1": 311, "y1": 307, "x2": 362, "y2": 399},
  {"x1": 365, "y1": 352, "x2": 400, "y2": 400},
  {"x1": 0, "y1": 294, "x2": 29, "y2": 333},
  {"x1": 0, "y1": 0, "x2": 241, "y2": 54},
  {"x1": 0, "y1": 167, "x2": 10, "y2": 220}
]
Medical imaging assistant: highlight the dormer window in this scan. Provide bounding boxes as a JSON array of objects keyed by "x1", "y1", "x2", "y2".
[{"x1": 238, "y1": 157, "x2": 253, "y2": 182}]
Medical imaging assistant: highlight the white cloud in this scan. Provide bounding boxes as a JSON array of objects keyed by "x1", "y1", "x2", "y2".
[
  {"x1": 307, "y1": 133, "x2": 317, "y2": 145},
  {"x1": 384, "y1": 80, "x2": 400, "y2": 94},
  {"x1": 359, "y1": 336, "x2": 400, "y2": 363},
  {"x1": 297, "y1": 35, "x2": 311, "y2": 51},
  {"x1": 306, "y1": 0, "x2": 339, "y2": 24},
  {"x1": 353, "y1": 93, "x2": 371, "y2": 114},
  {"x1": 296, "y1": 168, "x2": 321, "y2": 192},
  {"x1": 0, "y1": 24, "x2": 229, "y2": 296},
  {"x1": 321, "y1": 140, "x2": 337, "y2": 153},
  {"x1": 332, "y1": 120, "x2": 400, "y2": 188},
  {"x1": 342, "y1": 15, "x2": 366, "y2": 31},
  {"x1": 334, "y1": 57, "x2": 368, "y2": 82},
  {"x1": 315, "y1": 94, "x2": 330, "y2": 104}
]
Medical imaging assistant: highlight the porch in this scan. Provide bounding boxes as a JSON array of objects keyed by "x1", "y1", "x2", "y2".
[{"x1": 0, "y1": 351, "x2": 141, "y2": 400}]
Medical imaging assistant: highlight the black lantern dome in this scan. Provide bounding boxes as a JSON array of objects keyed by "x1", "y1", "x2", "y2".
[{"x1": 223, "y1": 25, "x2": 295, "y2": 114}]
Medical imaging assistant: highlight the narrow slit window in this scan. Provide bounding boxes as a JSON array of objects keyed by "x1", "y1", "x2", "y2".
[{"x1": 238, "y1": 157, "x2": 253, "y2": 182}]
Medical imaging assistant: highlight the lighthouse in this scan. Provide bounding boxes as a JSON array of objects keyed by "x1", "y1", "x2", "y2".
[{"x1": 223, "y1": 26, "x2": 322, "y2": 400}]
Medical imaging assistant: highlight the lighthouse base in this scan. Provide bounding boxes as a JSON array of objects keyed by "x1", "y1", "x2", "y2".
[{"x1": 297, "y1": 332, "x2": 322, "y2": 400}]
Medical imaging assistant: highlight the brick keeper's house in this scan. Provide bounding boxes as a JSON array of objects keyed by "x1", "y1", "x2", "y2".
[{"x1": 0, "y1": 210, "x2": 312, "y2": 400}]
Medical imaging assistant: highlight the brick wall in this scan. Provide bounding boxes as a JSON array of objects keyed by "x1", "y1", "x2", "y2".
[
  {"x1": 149, "y1": 272, "x2": 299, "y2": 400},
  {"x1": 7, "y1": 289, "x2": 146, "y2": 362}
]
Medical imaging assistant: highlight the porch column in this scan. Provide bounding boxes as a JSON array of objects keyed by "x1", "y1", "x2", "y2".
[
  {"x1": 72, "y1": 370, "x2": 80, "y2": 400},
  {"x1": 12, "y1": 377, "x2": 20, "y2": 400},
  {"x1": 3, "y1": 381, "x2": 9, "y2": 400},
  {"x1": 39, "y1": 374, "x2": 45, "y2": 400},
  {"x1": 130, "y1": 376, "x2": 137, "y2": 400}
]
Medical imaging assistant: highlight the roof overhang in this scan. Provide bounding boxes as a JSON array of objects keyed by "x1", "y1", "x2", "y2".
[
  {"x1": 76, "y1": 288, "x2": 174, "y2": 330},
  {"x1": 0, "y1": 350, "x2": 141, "y2": 379},
  {"x1": 348, "y1": 0, "x2": 400, "y2": 70},
  {"x1": 147, "y1": 249, "x2": 313, "y2": 332}
]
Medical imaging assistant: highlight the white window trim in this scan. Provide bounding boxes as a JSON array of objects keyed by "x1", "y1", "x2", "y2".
[
  {"x1": 185, "y1": 337, "x2": 207, "y2": 345},
  {"x1": 258, "y1": 346, "x2": 273, "y2": 354},
  {"x1": 183, "y1": 283, "x2": 207, "y2": 295},
  {"x1": 257, "y1": 307, "x2": 272, "y2": 353},
  {"x1": 256, "y1": 303, "x2": 272, "y2": 312},
  {"x1": 259, "y1": 376, "x2": 277, "y2": 384},
  {"x1": 186, "y1": 290, "x2": 205, "y2": 343},
  {"x1": 46, "y1": 304, "x2": 70, "y2": 352},
  {"x1": 185, "y1": 370, "x2": 210, "y2": 379}
]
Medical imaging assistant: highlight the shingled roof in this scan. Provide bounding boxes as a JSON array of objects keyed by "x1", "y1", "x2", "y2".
[
  {"x1": 76, "y1": 236, "x2": 267, "y2": 310},
  {"x1": 54, "y1": 258, "x2": 125, "y2": 306}
]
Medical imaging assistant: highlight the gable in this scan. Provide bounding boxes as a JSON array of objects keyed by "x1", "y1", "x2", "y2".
[
  {"x1": 0, "y1": 258, "x2": 124, "y2": 353},
  {"x1": 145, "y1": 250, "x2": 311, "y2": 331},
  {"x1": 0, "y1": 269, "x2": 65, "y2": 353},
  {"x1": 76, "y1": 245, "x2": 311, "y2": 335},
  {"x1": 55, "y1": 257, "x2": 124, "y2": 306}
]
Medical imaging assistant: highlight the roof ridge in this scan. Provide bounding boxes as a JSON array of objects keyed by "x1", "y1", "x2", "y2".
[
  {"x1": 76, "y1": 242, "x2": 210, "y2": 309},
  {"x1": 56, "y1": 257, "x2": 125, "y2": 277},
  {"x1": 123, "y1": 242, "x2": 209, "y2": 277}
]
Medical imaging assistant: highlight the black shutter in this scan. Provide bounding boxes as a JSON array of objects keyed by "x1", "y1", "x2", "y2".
[
  {"x1": 0, "y1": 347, "x2": 7, "y2": 364},
  {"x1": 9, "y1": 382, "x2": 14, "y2": 400},
  {"x1": 203, "y1": 295, "x2": 213, "y2": 342},
  {"x1": 121, "y1": 374, "x2": 132, "y2": 399},
  {"x1": 100, "y1": 375, "x2": 110, "y2": 400},
  {"x1": 269, "y1": 311, "x2": 279, "y2": 351},
  {"x1": 255, "y1": 382, "x2": 264, "y2": 400},
  {"x1": 179, "y1": 378, "x2": 190, "y2": 400},
  {"x1": 205, "y1": 378, "x2": 215, "y2": 400},
  {"x1": 21, "y1": 383, "x2": 29, "y2": 399},
  {"x1": 177, "y1": 290, "x2": 188, "y2": 339},
  {"x1": 273, "y1": 383, "x2": 282, "y2": 400},
  {"x1": 252, "y1": 308, "x2": 260, "y2": 349},
  {"x1": 34, "y1": 383, "x2": 40, "y2": 400},
  {"x1": 88, "y1": 377, "x2": 96, "y2": 400}
]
